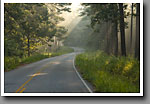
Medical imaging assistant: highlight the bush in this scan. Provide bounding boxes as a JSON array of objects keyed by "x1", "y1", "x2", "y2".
[
  {"x1": 4, "y1": 54, "x2": 49, "y2": 71},
  {"x1": 21, "y1": 54, "x2": 49, "y2": 64},
  {"x1": 4, "y1": 56, "x2": 20, "y2": 71},
  {"x1": 4, "y1": 46, "x2": 74, "y2": 72},
  {"x1": 75, "y1": 51, "x2": 140, "y2": 92},
  {"x1": 51, "y1": 46, "x2": 74, "y2": 57}
]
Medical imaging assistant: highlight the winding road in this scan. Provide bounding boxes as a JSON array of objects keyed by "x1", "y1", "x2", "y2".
[{"x1": 4, "y1": 47, "x2": 92, "y2": 93}]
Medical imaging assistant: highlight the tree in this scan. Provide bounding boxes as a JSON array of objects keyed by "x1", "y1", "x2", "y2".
[
  {"x1": 119, "y1": 3, "x2": 126, "y2": 56},
  {"x1": 135, "y1": 3, "x2": 140, "y2": 60},
  {"x1": 80, "y1": 3, "x2": 120, "y2": 55},
  {"x1": 4, "y1": 3, "x2": 26, "y2": 57},
  {"x1": 130, "y1": 3, "x2": 133, "y2": 49},
  {"x1": 4, "y1": 3, "x2": 71, "y2": 57}
]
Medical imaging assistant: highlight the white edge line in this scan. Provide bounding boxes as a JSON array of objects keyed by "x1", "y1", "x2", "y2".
[{"x1": 72, "y1": 53, "x2": 93, "y2": 93}]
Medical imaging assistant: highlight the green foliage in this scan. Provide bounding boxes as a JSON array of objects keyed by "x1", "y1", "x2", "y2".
[
  {"x1": 51, "y1": 46, "x2": 74, "y2": 57},
  {"x1": 4, "y1": 3, "x2": 70, "y2": 57},
  {"x1": 93, "y1": 71, "x2": 139, "y2": 92},
  {"x1": 81, "y1": 4, "x2": 119, "y2": 28},
  {"x1": 75, "y1": 51, "x2": 140, "y2": 92},
  {"x1": 81, "y1": 3, "x2": 131, "y2": 28},
  {"x1": 4, "y1": 54, "x2": 49, "y2": 71},
  {"x1": 4, "y1": 46, "x2": 74, "y2": 72},
  {"x1": 4, "y1": 57, "x2": 20, "y2": 71},
  {"x1": 21, "y1": 54, "x2": 49, "y2": 64}
]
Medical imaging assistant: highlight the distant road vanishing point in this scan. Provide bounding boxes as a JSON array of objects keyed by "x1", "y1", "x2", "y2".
[{"x1": 4, "y1": 47, "x2": 92, "y2": 93}]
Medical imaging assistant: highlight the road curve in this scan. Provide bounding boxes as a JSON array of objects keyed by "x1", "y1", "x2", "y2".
[{"x1": 4, "y1": 47, "x2": 91, "y2": 93}]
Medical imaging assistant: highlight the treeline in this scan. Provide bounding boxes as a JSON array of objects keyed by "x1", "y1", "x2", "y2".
[
  {"x1": 80, "y1": 3, "x2": 140, "y2": 59},
  {"x1": 4, "y1": 3, "x2": 70, "y2": 58}
]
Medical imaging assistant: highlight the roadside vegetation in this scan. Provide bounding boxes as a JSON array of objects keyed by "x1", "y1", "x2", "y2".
[
  {"x1": 50, "y1": 46, "x2": 74, "y2": 57},
  {"x1": 75, "y1": 51, "x2": 140, "y2": 92},
  {"x1": 4, "y1": 3, "x2": 72, "y2": 72},
  {"x1": 5, "y1": 46, "x2": 74, "y2": 72}
]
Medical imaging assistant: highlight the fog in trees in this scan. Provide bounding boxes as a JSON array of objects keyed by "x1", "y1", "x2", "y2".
[{"x1": 4, "y1": 3, "x2": 140, "y2": 61}]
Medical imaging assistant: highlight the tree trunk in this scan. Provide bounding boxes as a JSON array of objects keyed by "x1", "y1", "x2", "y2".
[
  {"x1": 119, "y1": 3, "x2": 126, "y2": 56},
  {"x1": 105, "y1": 22, "x2": 110, "y2": 54},
  {"x1": 135, "y1": 3, "x2": 140, "y2": 60},
  {"x1": 114, "y1": 20, "x2": 118, "y2": 56},
  {"x1": 112, "y1": 3, "x2": 118, "y2": 56},
  {"x1": 130, "y1": 3, "x2": 133, "y2": 52}
]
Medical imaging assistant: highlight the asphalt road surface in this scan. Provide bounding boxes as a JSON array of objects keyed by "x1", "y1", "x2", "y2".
[{"x1": 4, "y1": 47, "x2": 92, "y2": 93}]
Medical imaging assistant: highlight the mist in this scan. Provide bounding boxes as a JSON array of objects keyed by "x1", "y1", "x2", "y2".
[{"x1": 60, "y1": 3, "x2": 138, "y2": 56}]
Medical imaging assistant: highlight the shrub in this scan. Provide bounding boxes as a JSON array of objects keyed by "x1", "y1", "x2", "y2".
[
  {"x1": 21, "y1": 54, "x2": 49, "y2": 64},
  {"x1": 4, "y1": 56, "x2": 20, "y2": 71},
  {"x1": 4, "y1": 46, "x2": 74, "y2": 72},
  {"x1": 51, "y1": 46, "x2": 74, "y2": 57},
  {"x1": 75, "y1": 51, "x2": 140, "y2": 92}
]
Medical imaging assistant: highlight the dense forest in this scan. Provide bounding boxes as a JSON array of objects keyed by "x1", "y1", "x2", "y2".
[{"x1": 65, "y1": 3, "x2": 140, "y2": 59}]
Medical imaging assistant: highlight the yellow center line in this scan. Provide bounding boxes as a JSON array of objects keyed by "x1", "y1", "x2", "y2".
[
  {"x1": 19, "y1": 88, "x2": 26, "y2": 93},
  {"x1": 16, "y1": 76, "x2": 34, "y2": 93},
  {"x1": 15, "y1": 64, "x2": 50, "y2": 93}
]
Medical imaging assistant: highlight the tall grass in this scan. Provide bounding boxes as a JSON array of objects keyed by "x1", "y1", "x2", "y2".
[
  {"x1": 51, "y1": 46, "x2": 74, "y2": 57},
  {"x1": 75, "y1": 51, "x2": 140, "y2": 93},
  {"x1": 21, "y1": 54, "x2": 49, "y2": 64},
  {"x1": 4, "y1": 56, "x2": 20, "y2": 71},
  {"x1": 4, "y1": 54, "x2": 49, "y2": 72},
  {"x1": 4, "y1": 46, "x2": 74, "y2": 72}
]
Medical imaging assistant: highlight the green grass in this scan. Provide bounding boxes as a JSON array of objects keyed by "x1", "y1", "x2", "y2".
[
  {"x1": 42, "y1": 46, "x2": 74, "y2": 57},
  {"x1": 4, "y1": 56, "x2": 20, "y2": 71},
  {"x1": 4, "y1": 46, "x2": 74, "y2": 72},
  {"x1": 4, "y1": 54, "x2": 49, "y2": 72},
  {"x1": 75, "y1": 51, "x2": 140, "y2": 93},
  {"x1": 51, "y1": 46, "x2": 74, "y2": 57},
  {"x1": 21, "y1": 54, "x2": 49, "y2": 64}
]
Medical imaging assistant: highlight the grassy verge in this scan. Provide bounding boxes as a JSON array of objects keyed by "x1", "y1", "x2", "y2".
[
  {"x1": 5, "y1": 46, "x2": 74, "y2": 72},
  {"x1": 75, "y1": 51, "x2": 140, "y2": 93},
  {"x1": 51, "y1": 46, "x2": 74, "y2": 57},
  {"x1": 21, "y1": 54, "x2": 49, "y2": 64}
]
